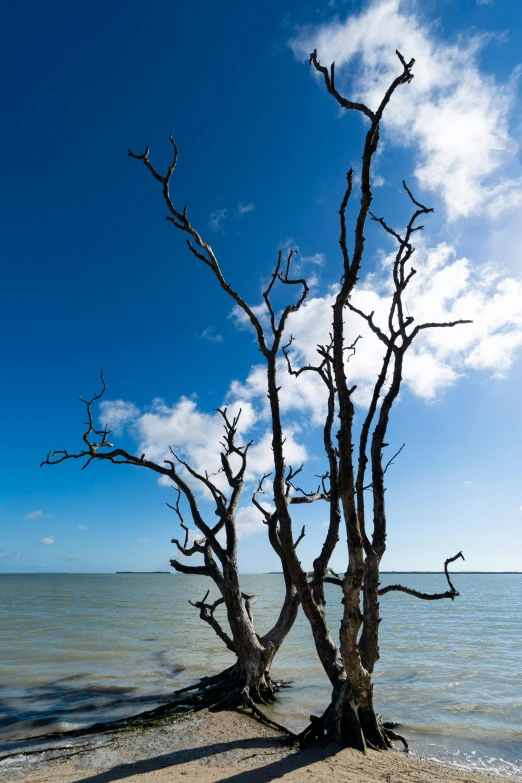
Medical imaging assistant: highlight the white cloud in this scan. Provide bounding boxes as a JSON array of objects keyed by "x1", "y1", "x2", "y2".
[
  {"x1": 131, "y1": 547, "x2": 138, "y2": 552},
  {"x1": 197, "y1": 326, "x2": 224, "y2": 343},
  {"x1": 99, "y1": 400, "x2": 139, "y2": 435},
  {"x1": 141, "y1": 397, "x2": 307, "y2": 493},
  {"x1": 137, "y1": 538, "x2": 148, "y2": 543},
  {"x1": 77, "y1": 524, "x2": 86, "y2": 530},
  {"x1": 290, "y1": 0, "x2": 522, "y2": 219},
  {"x1": 136, "y1": 397, "x2": 256, "y2": 473},
  {"x1": 301, "y1": 252, "x2": 326, "y2": 266},
  {"x1": 237, "y1": 202, "x2": 255, "y2": 217},
  {"x1": 229, "y1": 301, "x2": 267, "y2": 331},
  {"x1": 97, "y1": 237, "x2": 521, "y2": 536},
  {"x1": 232, "y1": 242, "x2": 522, "y2": 410},
  {"x1": 37, "y1": 536, "x2": 55, "y2": 545},
  {"x1": 210, "y1": 208, "x2": 227, "y2": 232},
  {"x1": 25, "y1": 510, "x2": 52, "y2": 520},
  {"x1": 97, "y1": 385, "x2": 308, "y2": 509},
  {"x1": 0, "y1": 549, "x2": 22, "y2": 560},
  {"x1": 236, "y1": 503, "x2": 273, "y2": 539}
]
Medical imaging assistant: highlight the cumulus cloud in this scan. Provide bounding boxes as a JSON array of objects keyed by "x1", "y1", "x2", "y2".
[
  {"x1": 97, "y1": 385, "x2": 308, "y2": 506},
  {"x1": 99, "y1": 400, "x2": 139, "y2": 435},
  {"x1": 229, "y1": 301, "x2": 267, "y2": 331},
  {"x1": 290, "y1": 0, "x2": 522, "y2": 219},
  {"x1": 231, "y1": 242, "x2": 522, "y2": 411},
  {"x1": 96, "y1": 234, "x2": 521, "y2": 538},
  {"x1": 236, "y1": 502, "x2": 273, "y2": 539},
  {"x1": 136, "y1": 397, "x2": 306, "y2": 492},
  {"x1": 37, "y1": 536, "x2": 55, "y2": 545}
]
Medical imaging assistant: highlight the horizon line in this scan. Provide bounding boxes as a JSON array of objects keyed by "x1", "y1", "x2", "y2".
[{"x1": 1, "y1": 570, "x2": 522, "y2": 575}]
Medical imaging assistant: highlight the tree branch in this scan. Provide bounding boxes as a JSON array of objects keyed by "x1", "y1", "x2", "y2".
[
  {"x1": 379, "y1": 552, "x2": 465, "y2": 600},
  {"x1": 188, "y1": 590, "x2": 237, "y2": 653},
  {"x1": 309, "y1": 50, "x2": 376, "y2": 122}
]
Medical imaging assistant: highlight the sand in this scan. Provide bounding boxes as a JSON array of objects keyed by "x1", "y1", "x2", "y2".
[{"x1": 0, "y1": 710, "x2": 510, "y2": 783}]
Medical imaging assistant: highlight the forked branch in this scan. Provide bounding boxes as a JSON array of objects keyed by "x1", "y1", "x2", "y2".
[{"x1": 379, "y1": 552, "x2": 465, "y2": 600}]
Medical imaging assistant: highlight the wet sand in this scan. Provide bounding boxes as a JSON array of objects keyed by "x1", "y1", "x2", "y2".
[{"x1": 0, "y1": 710, "x2": 511, "y2": 783}]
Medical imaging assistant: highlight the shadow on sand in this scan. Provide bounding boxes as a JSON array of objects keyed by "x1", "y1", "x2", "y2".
[{"x1": 73, "y1": 736, "x2": 334, "y2": 783}]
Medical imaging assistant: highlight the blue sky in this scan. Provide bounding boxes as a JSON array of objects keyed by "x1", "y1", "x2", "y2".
[{"x1": 1, "y1": 0, "x2": 521, "y2": 574}]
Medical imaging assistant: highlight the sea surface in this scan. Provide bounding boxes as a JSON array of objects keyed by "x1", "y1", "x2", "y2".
[{"x1": 0, "y1": 573, "x2": 520, "y2": 779}]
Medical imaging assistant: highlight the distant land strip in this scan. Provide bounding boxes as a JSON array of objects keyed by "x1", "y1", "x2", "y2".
[{"x1": 264, "y1": 571, "x2": 522, "y2": 575}]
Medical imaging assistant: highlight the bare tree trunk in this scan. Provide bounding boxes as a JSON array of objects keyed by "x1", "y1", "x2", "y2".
[
  {"x1": 42, "y1": 389, "x2": 300, "y2": 720},
  {"x1": 97, "y1": 51, "x2": 469, "y2": 748}
]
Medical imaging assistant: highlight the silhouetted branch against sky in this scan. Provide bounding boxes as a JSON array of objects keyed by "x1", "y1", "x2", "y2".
[{"x1": 2, "y1": 0, "x2": 522, "y2": 572}]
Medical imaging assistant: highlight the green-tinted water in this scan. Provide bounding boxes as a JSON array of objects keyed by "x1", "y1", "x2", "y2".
[{"x1": 0, "y1": 573, "x2": 520, "y2": 778}]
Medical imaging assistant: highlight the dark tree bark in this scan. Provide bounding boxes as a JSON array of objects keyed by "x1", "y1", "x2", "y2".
[
  {"x1": 41, "y1": 393, "x2": 300, "y2": 722},
  {"x1": 117, "y1": 49, "x2": 471, "y2": 751},
  {"x1": 279, "y1": 50, "x2": 471, "y2": 751},
  {"x1": 42, "y1": 49, "x2": 474, "y2": 745}
]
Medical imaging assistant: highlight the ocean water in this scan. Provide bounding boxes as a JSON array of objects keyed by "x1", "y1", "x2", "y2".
[{"x1": 0, "y1": 573, "x2": 520, "y2": 779}]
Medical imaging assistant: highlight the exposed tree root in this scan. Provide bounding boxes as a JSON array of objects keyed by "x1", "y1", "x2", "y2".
[
  {"x1": 2, "y1": 665, "x2": 294, "y2": 751},
  {"x1": 297, "y1": 704, "x2": 408, "y2": 753},
  {"x1": 238, "y1": 687, "x2": 296, "y2": 738},
  {"x1": 383, "y1": 728, "x2": 409, "y2": 752}
]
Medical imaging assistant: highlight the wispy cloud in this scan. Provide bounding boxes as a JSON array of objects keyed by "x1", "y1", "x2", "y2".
[
  {"x1": 301, "y1": 252, "x2": 326, "y2": 266},
  {"x1": 237, "y1": 202, "x2": 255, "y2": 218},
  {"x1": 209, "y1": 208, "x2": 227, "y2": 232},
  {"x1": 25, "y1": 510, "x2": 52, "y2": 520},
  {"x1": 196, "y1": 326, "x2": 224, "y2": 343},
  {"x1": 290, "y1": 0, "x2": 522, "y2": 219},
  {"x1": 137, "y1": 538, "x2": 148, "y2": 543},
  {"x1": 77, "y1": 524, "x2": 86, "y2": 530},
  {"x1": 0, "y1": 549, "x2": 22, "y2": 560},
  {"x1": 37, "y1": 536, "x2": 55, "y2": 545}
]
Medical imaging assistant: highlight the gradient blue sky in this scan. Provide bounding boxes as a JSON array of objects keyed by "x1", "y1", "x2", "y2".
[{"x1": 1, "y1": 0, "x2": 521, "y2": 574}]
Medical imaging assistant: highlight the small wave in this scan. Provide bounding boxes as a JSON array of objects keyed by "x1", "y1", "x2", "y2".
[
  {"x1": 1, "y1": 717, "x2": 84, "y2": 743},
  {"x1": 417, "y1": 750, "x2": 522, "y2": 781},
  {"x1": 443, "y1": 702, "x2": 487, "y2": 714}
]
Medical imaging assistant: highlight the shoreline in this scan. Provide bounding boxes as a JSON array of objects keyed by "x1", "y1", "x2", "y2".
[{"x1": 0, "y1": 710, "x2": 517, "y2": 783}]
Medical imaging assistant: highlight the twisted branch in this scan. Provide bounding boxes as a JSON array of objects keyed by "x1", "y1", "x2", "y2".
[{"x1": 379, "y1": 552, "x2": 465, "y2": 600}]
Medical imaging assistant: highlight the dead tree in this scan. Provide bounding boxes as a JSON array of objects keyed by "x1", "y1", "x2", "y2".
[
  {"x1": 41, "y1": 392, "x2": 303, "y2": 721},
  {"x1": 268, "y1": 50, "x2": 472, "y2": 751},
  {"x1": 120, "y1": 49, "x2": 472, "y2": 751}
]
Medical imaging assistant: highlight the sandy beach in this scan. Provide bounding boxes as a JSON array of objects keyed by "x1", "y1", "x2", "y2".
[{"x1": 0, "y1": 710, "x2": 512, "y2": 783}]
